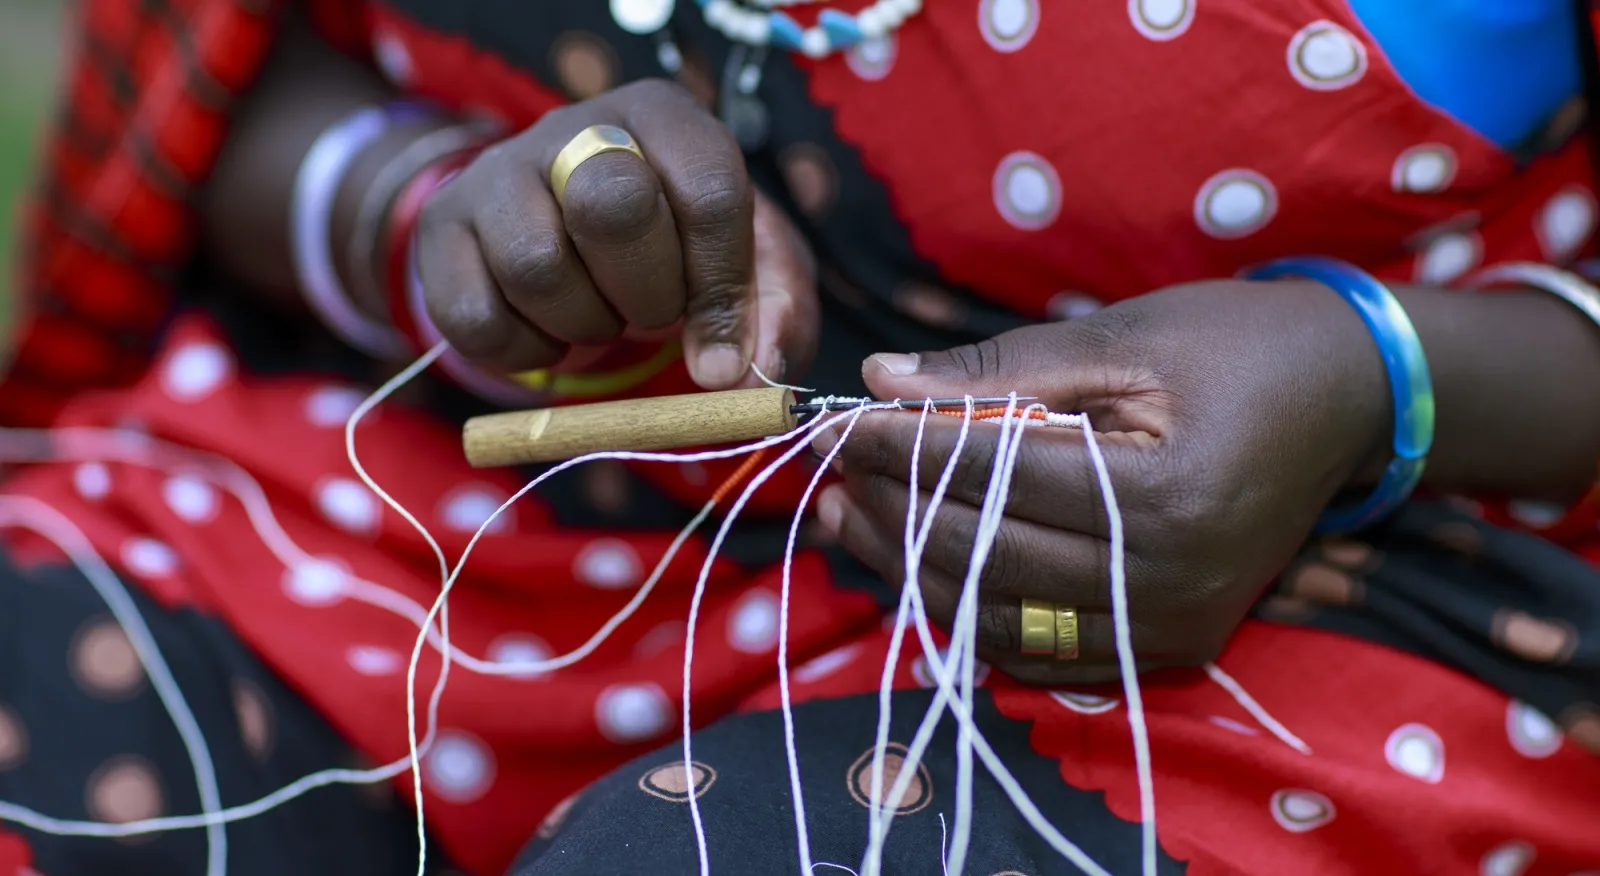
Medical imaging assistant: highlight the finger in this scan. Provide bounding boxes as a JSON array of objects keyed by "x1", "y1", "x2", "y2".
[
  {"x1": 469, "y1": 144, "x2": 626, "y2": 347},
  {"x1": 819, "y1": 484, "x2": 1152, "y2": 661},
  {"x1": 603, "y1": 81, "x2": 758, "y2": 389},
  {"x1": 831, "y1": 410, "x2": 1129, "y2": 537},
  {"x1": 414, "y1": 194, "x2": 568, "y2": 372},
  {"x1": 859, "y1": 325, "x2": 1058, "y2": 403},
  {"x1": 529, "y1": 109, "x2": 688, "y2": 332},
  {"x1": 746, "y1": 190, "x2": 819, "y2": 387},
  {"x1": 840, "y1": 468, "x2": 1114, "y2": 611}
]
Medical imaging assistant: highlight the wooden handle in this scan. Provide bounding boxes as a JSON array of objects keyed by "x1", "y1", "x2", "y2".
[{"x1": 462, "y1": 387, "x2": 798, "y2": 467}]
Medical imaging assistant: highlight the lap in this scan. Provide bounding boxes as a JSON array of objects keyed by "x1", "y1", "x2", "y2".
[{"x1": 0, "y1": 548, "x2": 445, "y2": 875}]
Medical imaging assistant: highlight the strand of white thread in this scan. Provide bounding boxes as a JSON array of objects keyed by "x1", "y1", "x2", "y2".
[
  {"x1": 948, "y1": 400, "x2": 1038, "y2": 876},
  {"x1": 0, "y1": 497, "x2": 228, "y2": 876},
  {"x1": 1203, "y1": 663, "x2": 1312, "y2": 755},
  {"x1": 865, "y1": 407, "x2": 1117, "y2": 876},
  {"x1": 777, "y1": 401, "x2": 885, "y2": 874},
  {"x1": 863, "y1": 398, "x2": 960, "y2": 875},
  {"x1": 680, "y1": 406, "x2": 885, "y2": 875}
]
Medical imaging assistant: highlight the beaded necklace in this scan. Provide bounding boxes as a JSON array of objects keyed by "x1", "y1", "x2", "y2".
[{"x1": 610, "y1": 0, "x2": 924, "y2": 58}]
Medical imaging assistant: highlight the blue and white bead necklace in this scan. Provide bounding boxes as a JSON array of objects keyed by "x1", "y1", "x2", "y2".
[{"x1": 610, "y1": 0, "x2": 922, "y2": 58}]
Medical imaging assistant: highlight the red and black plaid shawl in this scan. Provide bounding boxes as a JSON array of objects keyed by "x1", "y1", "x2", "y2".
[{"x1": 1, "y1": 0, "x2": 367, "y2": 427}]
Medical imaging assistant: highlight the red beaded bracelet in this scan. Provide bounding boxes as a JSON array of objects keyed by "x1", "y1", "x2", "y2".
[{"x1": 382, "y1": 148, "x2": 482, "y2": 352}]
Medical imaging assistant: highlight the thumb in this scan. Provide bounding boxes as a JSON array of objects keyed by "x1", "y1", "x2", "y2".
[{"x1": 862, "y1": 330, "x2": 1046, "y2": 402}]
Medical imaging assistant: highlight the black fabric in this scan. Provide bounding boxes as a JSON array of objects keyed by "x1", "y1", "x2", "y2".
[
  {"x1": 1258, "y1": 500, "x2": 1600, "y2": 730},
  {"x1": 510, "y1": 690, "x2": 1182, "y2": 876},
  {"x1": 0, "y1": 549, "x2": 451, "y2": 875}
]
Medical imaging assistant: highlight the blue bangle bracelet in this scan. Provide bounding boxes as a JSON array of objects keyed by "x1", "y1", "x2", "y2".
[{"x1": 1245, "y1": 256, "x2": 1436, "y2": 533}]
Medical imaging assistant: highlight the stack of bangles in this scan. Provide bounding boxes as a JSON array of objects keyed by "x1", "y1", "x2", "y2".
[{"x1": 289, "y1": 103, "x2": 681, "y2": 409}]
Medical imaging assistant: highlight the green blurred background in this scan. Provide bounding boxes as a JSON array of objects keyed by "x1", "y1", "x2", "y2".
[{"x1": 1, "y1": 0, "x2": 67, "y2": 341}]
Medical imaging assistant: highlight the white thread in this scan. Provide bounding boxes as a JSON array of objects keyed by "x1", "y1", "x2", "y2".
[
  {"x1": 1203, "y1": 662, "x2": 1313, "y2": 755},
  {"x1": 682, "y1": 407, "x2": 885, "y2": 874},
  {"x1": 778, "y1": 406, "x2": 876, "y2": 873},
  {"x1": 750, "y1": 359, "x2": 816, "y2": 394},
  {"x1": 0, "y1": 498, "x2": 228, "y2": 876}
]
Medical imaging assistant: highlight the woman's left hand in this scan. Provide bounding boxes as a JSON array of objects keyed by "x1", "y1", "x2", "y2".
[{"x1": 813, "y1": 278, "x2": 1395, "y2": 684}]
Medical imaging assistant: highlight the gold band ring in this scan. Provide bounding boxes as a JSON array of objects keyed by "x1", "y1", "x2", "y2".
[
  {"x1": 548, "y1": 124, "x2": 645, "y2": 208},
  {"x1": 1019, "y1": 598, "x2": 1080, "y2": 660}
]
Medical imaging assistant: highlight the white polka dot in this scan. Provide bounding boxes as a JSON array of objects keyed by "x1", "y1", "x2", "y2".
[
  {"x1": 162, "y1": 343, "x2": 232, "y2": 402},
  {"x1": 1047, "y1": 292, "x2": 1103, "y2": 321},
  {"x1": 1385, "y1": 723, "x2": 1445, "y2": 783},
  {"x1": 346, "y1": 645, "x2": 404, "y2": 677},
  {"x1": 575, "y1": 539, "x2": 643, "y2": 590},
  {"x1": 610, "y1": 0, "x2": 675, "y2": 34},
  {"x1": 727, "y1": 590, "x2": 780, "y2": 654},
  {"x1": 303, "y1": 385, "x2": 366, "y2": 428},
  {"x1": 1480, "y1": 841, "x2": 1535, "y2": 876},
  {"x1": 120, "y1": 538, "x2": 178, "y2": 578},
  {"x1": 162, "y1": 475, "x2": 218, "y2": 524},
  {"x1": 438, "y1": 487, "x2": 512, "y2": 535},
  {"x1": 1391, "y1": 145, "x2": 1456, "y2": 194},
  {"x1": 315, "y1": 478, "x2": 381, "y2": 536},
  {"x1": 1288, "y1": 21, "x2": 1366, "y2": 90},
  {"x1": 1537, "y1": 186, "x2": 1597, "y2": 261},
  {"x1": 846, "y1": 35, "x2": 897, "y2": 81},
  {"x1": 1049, "y1": 690, "x2": 1119, "y2": 715},
  {"x1": 1507, "y1": 500, "x2": 1564, "y2": 529},
  {"x1": 1415, "y1": 231, "x2": 1482, "y2": 283},
  {"x1": 1270, "y1": 789, "x2": 1335, "y2": 832},
  {"x1": 1194, "y1": 169, "x2": 1277, "y2": 239},
  {"x1": 489, "y1": 634, "x2": 554, "y2": 680},
  {"x1": 596, "y1": 683, "x2": 671, "y2": 743},
  {"x1": 993, "y1": 151, "x2": 1061, "y2": 231},
  {"x1": 1129, "y1": 0, "x2": 1192, "y2": 41},
  {"x1": 1506, "y1": 700, "x2": 1563, "y2": 759},
  {"x1": 423, "y1": 730, "x2": 495, "y2": 804},
  {"x1": 979, "y1": 0, "x2": 1038, "y2": 52},
  {"x1": 1208, "y1": 715, "x2": 1260, "y2": 735},
  {"x1": 283, "y1": 559, "x2": 347, "y2": 607},
  {"x1": 793, "y1": 644, "x2": 861, "y2": 684},
  {"x1": 634, "y1": 621, "x2": 683, "y2": 659},
  {"x1": 373, "y1": 31, "x2": 413, "y2": 85},
  {"x1": 74, "y1": 462, "x2": 111, "y2": 501},
  {"x1": 912, "y1": 649, "x2": 990, "y2": 689}
]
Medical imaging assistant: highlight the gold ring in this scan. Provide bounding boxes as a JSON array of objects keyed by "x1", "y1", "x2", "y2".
[
  {"x1": 1055, "y1": 606, "x2": 1080, "y2": 661},
  {"x1": 548, "y1": 124, "x2": 645, "y2": 208},
  {"x1": 1019, "y1": 598, "x2": 1057, "y2": 656}
]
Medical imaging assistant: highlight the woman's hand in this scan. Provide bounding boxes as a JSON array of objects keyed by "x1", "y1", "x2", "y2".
[
  {"x1": 814, "y1": 279, "x2": 1394, "y2": 684},
  {"x1": 415, "y1": 79, "x2": 818, "y2": 389}
]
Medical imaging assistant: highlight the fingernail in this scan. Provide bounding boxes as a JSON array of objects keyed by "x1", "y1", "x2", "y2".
[
  {"x1": 694, "y1": 344, "x2": 746, "y2": 387},
  {"x1": 868, "y1": 353, "x2": 918, "y2": 376},
  {"x1": 811, "y1": 425, "x2": 840, "y2": 458},
  {"x1": 816, "y1": 484, "x2": 845, "y2": 536}
]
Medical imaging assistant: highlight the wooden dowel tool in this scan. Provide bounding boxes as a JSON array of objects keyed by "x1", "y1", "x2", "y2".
[
  {"x1": 461, "y1": 390, "x2": 1037, "y2": 468},
  {"x1": 463, "y1": 387, "x2": 798, "y2": 467}
]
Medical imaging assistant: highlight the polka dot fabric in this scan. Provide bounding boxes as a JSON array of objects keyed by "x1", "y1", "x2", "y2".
[{"x1": 3, "y1": 0, "x2": 1599, "y2": 874}]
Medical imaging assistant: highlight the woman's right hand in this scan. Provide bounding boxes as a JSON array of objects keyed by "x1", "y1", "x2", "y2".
[{"x1": 414, "y1": 79, "x2": 819, "y2": 390}]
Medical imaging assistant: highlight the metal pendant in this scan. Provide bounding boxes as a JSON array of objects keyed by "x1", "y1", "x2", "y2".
[{"x1": 718, "y1": 45, "x2": 770, "y2": 153}]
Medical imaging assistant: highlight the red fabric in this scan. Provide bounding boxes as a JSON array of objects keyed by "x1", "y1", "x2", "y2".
[
  {"x1": 6, "y1": 1, "x2": 1600, "y2": 875},
  {"x1": 0, "y1": 828, "x2": 32, "y2": 876}
]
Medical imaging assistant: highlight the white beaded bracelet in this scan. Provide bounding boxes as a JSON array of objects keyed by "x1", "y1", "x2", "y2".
[
  {"x1": 290, "y1": 105, "x2": 411, "y2": 360},
  {"x1": 1465, "y1": 262, "x2": 1600, "y2": 329}
]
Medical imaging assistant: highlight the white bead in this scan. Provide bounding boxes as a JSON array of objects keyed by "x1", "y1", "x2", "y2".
[
  {"x1": 801, "y1": 29, "x2": 831, "y2": 57},
  {"x1": 704, "y1": 0, "x2": 733, "y2": 28},
  {"x1": 858, "y1": 7, "x2": 888, "y2": 37}
]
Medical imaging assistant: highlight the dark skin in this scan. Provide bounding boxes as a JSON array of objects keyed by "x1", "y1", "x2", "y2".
[{"x1": 202, "y1": 20, "x2": 1600, "y2": 685}]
